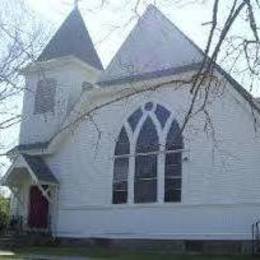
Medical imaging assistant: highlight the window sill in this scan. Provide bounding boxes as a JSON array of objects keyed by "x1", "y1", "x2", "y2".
[
  {"x1": 60, "y1": 201, "x2": 260, "y2": 211},
  {"x1": 112, "y1": 202, "x2": 181, "y2": 209}
]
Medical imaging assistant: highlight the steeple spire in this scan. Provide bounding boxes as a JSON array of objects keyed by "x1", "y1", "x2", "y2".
[
  {"x1": 37, "y1": 7, "x2": 103, "y2": 70},
  {"x1": 74, "y1": 0, "x2": 79, "y2": 9}
]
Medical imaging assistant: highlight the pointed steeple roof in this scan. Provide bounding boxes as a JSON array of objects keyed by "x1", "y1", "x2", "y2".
[
  {"x1": 38, "y1": 7, "x2": 103, "y2": 70},
  {"x1": 100, "y1": 5, "x2": 203, "y2": 83}
]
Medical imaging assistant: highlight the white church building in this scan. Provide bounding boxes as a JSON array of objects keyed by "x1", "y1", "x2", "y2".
[{"x1": 2, "y1": 5, "x2": 260, "y2": 247}]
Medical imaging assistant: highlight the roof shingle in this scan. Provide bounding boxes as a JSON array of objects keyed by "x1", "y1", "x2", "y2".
[
  {"x1": 38, "y1": 7, "x2": 103, "y2": 70},
  {"x1": 23, "y1": 154, "x2": 58, "y2": 184}
]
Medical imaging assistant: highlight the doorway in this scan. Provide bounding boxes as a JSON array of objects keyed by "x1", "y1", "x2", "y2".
[{"x1": 28, "y1": 186, "x2": 49, "y2": 229}]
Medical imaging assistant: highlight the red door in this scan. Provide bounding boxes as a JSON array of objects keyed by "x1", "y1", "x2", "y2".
[{"x1": 28, "y1": 186, "x2": 49, "y2": 229}]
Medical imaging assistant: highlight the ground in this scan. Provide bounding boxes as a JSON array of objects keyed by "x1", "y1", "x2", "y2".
[{"x1": 0, "y1": 247, "x2": 259, "y2": 259}]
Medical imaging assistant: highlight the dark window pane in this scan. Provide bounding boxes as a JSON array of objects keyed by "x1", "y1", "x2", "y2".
[
  {"x1": 34, "y1": 78, "x2": 56, "y2": 114},
  {"x1": 165, "y1": 189, "x2": 181, "y2": 202},
  {"x1": 165, "y1": 152, "x2": 182, "y2": 164},
  {"x1": 134, "y1": 179, "x2": 157, "y2": 203},
  {"x1": 113, "y1": 191, "x2": 127, "y2": 204},
  {"x1": 115, "y1": 127, "x2": 130, "y2": 155},
  {"x1": 165, "y1": 153, "x2": 182, "y2": 177},
  {"x1": 165, "y1": 164, "x2": 182, "y2": 177},
  {"x1": 165, "y1": 178, "x2": 181, "y2": 190},
  {"x1": 136, "y1": 117, "x2": 159, "y2": 153},
  {"x1": 113, "y1": 158, "x2": 129, "y2": 204},
  {"x1": 135, "y1": 155, "x2": 157, "y2": 178},
  {"x1": 113, "y1": 181, "x2": 127, "y2": 192},
  {"x1": 135, "y1": 155, "x2": 157, "y2": 203},
  {"x1": 155, "y1": 104, "x2": 170, "y2": 128},
  {"x1": 113, "y1": 158, "x2": 129, "y2": 181},
  {"x1": 166, "y1": 120, "x2": 183, "y2": 150},
  {"x1": 144, "y1": 102, "x2": 153, "y2": 111},
  {"x1": 128, "y1": 108, "x2": 143, "y2": 131}
]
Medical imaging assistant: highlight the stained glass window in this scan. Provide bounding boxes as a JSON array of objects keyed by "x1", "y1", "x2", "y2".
[
  {"x1": 127, "y1": 108, "x2": 143, "y2": 131},
  {"x1": 155, "y1": 104, "x2": 171, "y2": 128}
]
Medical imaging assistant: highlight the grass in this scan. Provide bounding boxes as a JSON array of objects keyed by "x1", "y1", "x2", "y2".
[{"x1": 0, "y1": 246, "x2": 259, "y2": 259}]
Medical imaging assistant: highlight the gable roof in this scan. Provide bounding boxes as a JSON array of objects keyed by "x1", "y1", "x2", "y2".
[
  {"x1": 22, "y1": 154, "x2": 58, "y2": 184},
  {"x1": 98, "y1": 5, "x2": 260, "y2": 115},
  {"x1": 99, "y1": 5, "x2": 203, "y2": 83},
  {"x1": 38, "y1": 7, "x2": 103, "y2": 70},
  {"x1": 1, "y1": 154, "x2": 58, "y2": 187}
]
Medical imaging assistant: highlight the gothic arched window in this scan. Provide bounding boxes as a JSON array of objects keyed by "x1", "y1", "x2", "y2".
[
  {"x1": 113, "y1": 127, "x2": 130, "y2": 204},
  {"x1": 112, "y1": 102, "x2": 183, "y2": 205}
]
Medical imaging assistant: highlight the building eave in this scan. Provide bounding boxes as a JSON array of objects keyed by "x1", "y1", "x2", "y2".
[
  {"x1": 20, "y1": 55, "x2": 103, "y2": 76},
  {"x1": 7, "y1": 141, "x2": 50, "y2": 159},
  {"x1": 98, "y1": 63, "x2": 201, "y2": 87}
]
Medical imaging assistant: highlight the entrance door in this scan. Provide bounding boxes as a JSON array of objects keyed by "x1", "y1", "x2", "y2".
[{"x1": 28, "y1": 186, "x2": 49, "y2": 229}]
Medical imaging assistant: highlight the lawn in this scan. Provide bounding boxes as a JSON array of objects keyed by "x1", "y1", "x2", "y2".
[{"x1": 0, "y1": 246, "x2": 259, "y2": 260}]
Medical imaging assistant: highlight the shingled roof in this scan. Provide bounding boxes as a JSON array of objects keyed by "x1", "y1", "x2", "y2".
[
  {"x1": 38, "y1": 7, "x2": 103, "y2": 70},
  {"x1": 23, "y1": 154, "x2": 58, "y2": 184}
]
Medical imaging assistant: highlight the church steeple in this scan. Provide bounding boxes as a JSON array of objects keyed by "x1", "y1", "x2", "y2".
[
  {"x1": 74, "y1": 0, "x2": 79, "y2": 8},
  {"x1": 38, "y1": 7, "x2": 103, "y2": 70}
]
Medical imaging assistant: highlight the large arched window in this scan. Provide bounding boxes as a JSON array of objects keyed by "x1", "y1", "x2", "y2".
[{"x1": 112, "y1": 102, "x2": 183, "y2": 204}]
